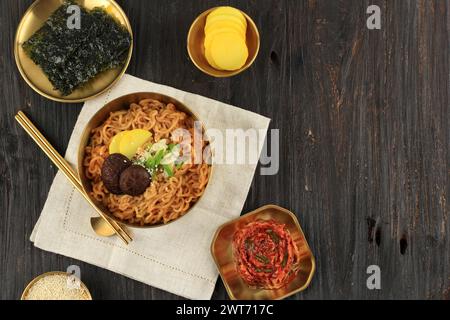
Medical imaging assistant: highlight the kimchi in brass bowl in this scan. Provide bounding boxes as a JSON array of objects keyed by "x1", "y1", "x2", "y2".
[
  {"x1": 211, "y1": 205, "x2": 315, "y2": 300},
  {"x1": 77, "y1": 92, "x2": 212, "y2": 229}
]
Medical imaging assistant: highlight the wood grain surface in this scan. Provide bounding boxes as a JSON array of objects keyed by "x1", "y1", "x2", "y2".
[{"x1": 0, "y1": 0, "x2": 449, "y2": 300}]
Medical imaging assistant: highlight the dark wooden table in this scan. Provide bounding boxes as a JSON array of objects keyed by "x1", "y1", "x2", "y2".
[{"x1": 1, "y1": 0, "x2": 449, "y2": 300}]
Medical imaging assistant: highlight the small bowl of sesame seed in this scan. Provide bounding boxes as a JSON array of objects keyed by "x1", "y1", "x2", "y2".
[{"x1": 21, "y1": 271, "x2": 92, "y2": 300}]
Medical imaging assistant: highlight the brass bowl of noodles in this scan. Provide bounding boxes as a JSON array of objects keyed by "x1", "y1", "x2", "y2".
[{"x1": 77, "y1": 92, "x2": 212, "y2": 228}]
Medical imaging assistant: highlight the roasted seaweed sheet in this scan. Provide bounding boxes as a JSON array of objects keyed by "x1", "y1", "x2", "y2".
[{"x1": 22, "y1": 1, "x2": 131, "y2": 96}]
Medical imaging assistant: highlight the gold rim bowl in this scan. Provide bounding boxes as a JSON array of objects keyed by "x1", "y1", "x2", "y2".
[
  {"x1": 187, "y1": 7, "x2": 260, "y2": 78},
  {"x1": 21, "y1": 271, "x2": 93, "y2": 300},
  {"x1": 14, "y1": 0, "x2": 133, "y2": 103},
  {"x1": 77, "y1": 92, "x2": 212, "y2": 229},
  {"x1": 211, "y1": 205, "x2": 316, "y2": 300}
]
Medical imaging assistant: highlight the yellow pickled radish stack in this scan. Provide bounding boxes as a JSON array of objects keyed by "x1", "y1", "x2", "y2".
[{"x1": 204, "y1": 7, "x2": 249, "y2": 71}]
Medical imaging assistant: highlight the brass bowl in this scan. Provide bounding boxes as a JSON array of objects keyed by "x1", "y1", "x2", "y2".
[
  {"x1": 187, "y1": 7, "x2": 260, "y2": 78},
  {"x1": 14, "y1": 0, "x2": 133, "y2": 103},
  {"x1": 211, "y1": 205, "x2": 316, "y2": 300},
  {"x1": 21, "y1": 271, "x2": 92, "y2": 300},
  {"x1": 77, "y1": 92, "x2": 212, "y2": 229}
]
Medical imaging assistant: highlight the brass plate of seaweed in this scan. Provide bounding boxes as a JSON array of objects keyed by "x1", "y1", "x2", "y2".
[{"x1": 14, "y1": 0, "x2": 133, "y2": 103}]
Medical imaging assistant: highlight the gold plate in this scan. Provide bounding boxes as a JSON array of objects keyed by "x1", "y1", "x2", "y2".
[
  {"x1": 14, "y1": 0, "x2": 133, "y2": 103},
  {"x1": 187, "y1": 7, "x2": 260, "y2": 78},
  {"x1": 77, "y1": 92, "x2": 213, "y2": 229},
  {"x1": 21, "y1": 271, "x2": 93, "y2": 300},
  {"x1": 211, "y1": 205, "x2": 316, "y2": 300}
]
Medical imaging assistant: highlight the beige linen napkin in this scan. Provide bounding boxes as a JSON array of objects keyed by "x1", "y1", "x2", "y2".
[{"x1": 30, "y1": 74, "x2": 270, "y2": 300}]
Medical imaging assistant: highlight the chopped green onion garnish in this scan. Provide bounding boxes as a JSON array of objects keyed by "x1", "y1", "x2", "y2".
[
  {"x1": 154, "y1": 150, "x2": 165, "y2": 166},
  {"x1": 167, "y1": 143, "x2": 176, "y2": 152},
  {"x1": 163, "y1": 164, "x2": 174, "y2": 177},
  {"x1": 145, "y1": 157, "x2": 154, "y2": 168},
  {"x1": 175, "y1": 162, "x2": 184, "y2": 169},
  {"x1": 145, "y1": 149, "x2": 165, "y2": 168}
]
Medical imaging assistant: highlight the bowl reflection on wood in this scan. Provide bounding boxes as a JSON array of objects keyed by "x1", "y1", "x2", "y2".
[{"x1": 211, "y1": 205, "x2": 315, "y2": 300}]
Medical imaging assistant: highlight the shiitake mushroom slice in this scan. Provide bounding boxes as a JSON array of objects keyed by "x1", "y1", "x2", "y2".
[
  {"x1": 119, "y1": 165, "x2": 151, "y2": 196},
  {"x1": 101, "y1": 153, "x2": 132, "y2": 194}
]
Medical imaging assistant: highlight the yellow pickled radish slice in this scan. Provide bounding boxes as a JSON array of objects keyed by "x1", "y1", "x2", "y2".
[
  {"x1": 205, "y1": 27, "x2": 245, "y2": 51},
  {"x1": 208, "y1": 6, "x2": 246, "y2": 23},
  {"x1": 119, "y1": 129, "x2": 152, "y2": 159},
  {"x1": 206, "y1": 26, "x2": 246, "y2": 40},
  {"x1": 210, "y1": 33, "x2": 248, "y2": 71},
  {"x1": 109, "y1": 131, "x2": 128, "y2": 155},
  {"x1": 208, "y1": 6, "x2": 247, "y2": 26},
  {"x1": 205, "y1": 15, "x2": 246, "y2": 35},
  {"x1": 206, "y1": 21, "x2": 246, "y2": 39},
  {"x1": 204, "y1": 43, "x2": 222, "y2": 70}
]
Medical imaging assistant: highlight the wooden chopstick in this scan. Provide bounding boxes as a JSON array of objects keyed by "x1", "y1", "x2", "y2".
[{"x1": 15, "y1": 111, "x2": 132, "y2": 245}]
